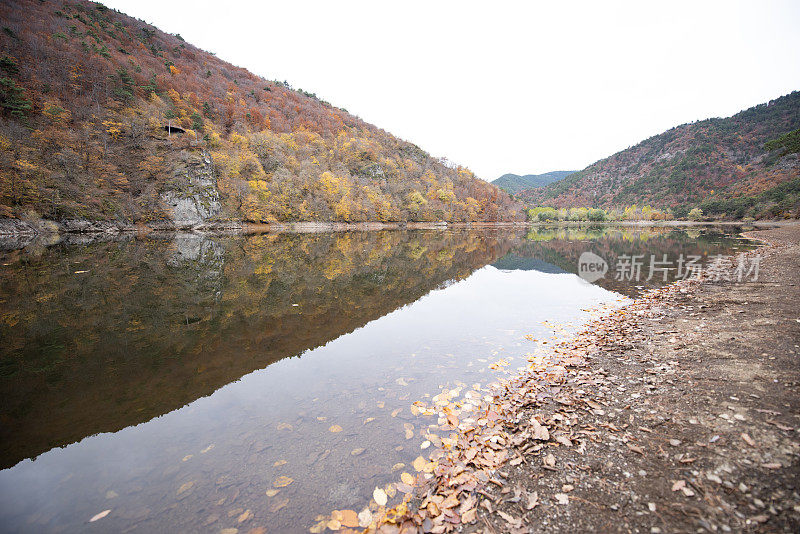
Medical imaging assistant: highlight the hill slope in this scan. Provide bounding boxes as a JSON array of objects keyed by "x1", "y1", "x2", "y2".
[
  {"x1": 521, "y1": 92, "x2": 800, "y2": 218},
  {"x1": 491, "y1": 171, "x2": 575, "y2": 194},
  {"x1": 0, "y1": 0, "x2": 521, "y2": 227}
]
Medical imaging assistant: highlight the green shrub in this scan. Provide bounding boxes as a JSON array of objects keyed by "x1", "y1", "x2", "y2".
[{"x1": 587, "y1": 208, "x2": 606, "y2": 222}]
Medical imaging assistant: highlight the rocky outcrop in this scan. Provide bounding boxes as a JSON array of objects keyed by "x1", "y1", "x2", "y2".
[{"x1": 161, "y1": 150, "x2": 233, "y2": 230}]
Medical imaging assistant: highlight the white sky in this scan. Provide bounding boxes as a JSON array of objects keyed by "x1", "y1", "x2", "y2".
[{"x1": 101, "y1": 0, "x2": 800, "y2": 181}]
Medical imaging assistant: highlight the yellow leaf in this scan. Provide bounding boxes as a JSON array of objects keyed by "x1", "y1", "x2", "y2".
[
  {"x1": 412, "y1": 456, "x2": 426, "y2": 472},
  {"x1": 273, "y1": 459, "x2": 287, "y2": 467},
  {"x1": 400, "y1": 472, "x2": 414, "y2": 485},
  {"x1": 274, "y1": 476, "x2": 294, "y2": 488},
  {"x1": 391, "y1": 463, "x2": 405, "y2": 472},
  {"x1": 329, "y1": 425, "x2": 343, "y2": 433},
  {"x1": 266, "y1": 489, "x2": 279, "y2": 497}
]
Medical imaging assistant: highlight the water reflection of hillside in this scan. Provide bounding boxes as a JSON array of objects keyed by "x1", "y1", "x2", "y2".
[
  {"x1": 493, "y1": 226, "x2": 756, "y2": 296},
  {"x1": 0, "y1": 230, "x2": 518, "y2": 468}
]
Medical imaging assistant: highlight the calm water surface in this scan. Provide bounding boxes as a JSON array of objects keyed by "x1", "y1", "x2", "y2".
[{"x1": 0, "y1": 226, "x2": 756, "y2": 532}]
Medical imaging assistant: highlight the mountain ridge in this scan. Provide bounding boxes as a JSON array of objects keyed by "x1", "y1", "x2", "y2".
[
  {"x1": 519, "y1": 91, "x2": 800, "y2": 219},
  {"x1": 491, "y1": 170, "x2": 575, "y2": 193}
]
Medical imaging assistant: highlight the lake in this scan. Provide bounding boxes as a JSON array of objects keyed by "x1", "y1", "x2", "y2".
[{"x1": 0, "y1": 226, "x2": 756, "y2": 533}]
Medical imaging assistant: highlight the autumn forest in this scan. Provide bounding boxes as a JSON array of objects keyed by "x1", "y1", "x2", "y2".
[{"x1": 0, "y1": 0, "x2": 522, "y2": 226}]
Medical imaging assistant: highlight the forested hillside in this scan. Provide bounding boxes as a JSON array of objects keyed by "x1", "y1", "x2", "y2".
[
  {"x1": 491, "y1": 171, "x2": 574, "y2": 194},
  {"x1": 521, "y1": 92, "x2": 800, "y2": 219},
  {"x1": 0, "y1": 0, "x2": 521, "y2": 227}
]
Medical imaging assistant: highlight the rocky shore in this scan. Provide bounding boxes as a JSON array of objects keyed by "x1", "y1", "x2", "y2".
[{"x1": 341, "y1": 225, "x2": 799, "y2": 533}]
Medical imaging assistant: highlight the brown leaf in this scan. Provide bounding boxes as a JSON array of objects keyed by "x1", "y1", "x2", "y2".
[
  {"x1": 461, "y1": 507, "x2": 477, "y2": 523},
  {"x1": 525, "y1": 490, "x2": 539, "y2": 510},
  {"x1": 626, "y1": 443, "x2": 644, "y2": 455},
  {"x1": 531, "y1": 418, "x2": 550, "y2": 441},
  {"x1": 555, "y1": 435, "x2": 572, "y2": 447},
  {"x1": 497, "y1": 509, "x2": 522, "y2": 528},
  {"x1": 339, "y1": 509, "x2": 359, "y2": 528}
]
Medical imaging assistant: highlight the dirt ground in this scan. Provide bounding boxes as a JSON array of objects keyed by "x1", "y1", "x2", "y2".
[{"x1": 461, "y1": 225, "x2": 800, "y2": 533}]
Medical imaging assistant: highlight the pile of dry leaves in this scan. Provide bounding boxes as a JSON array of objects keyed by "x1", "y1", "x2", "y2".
[{"x1": 310, "y1": 275, "x2": 713, "y2": 534}]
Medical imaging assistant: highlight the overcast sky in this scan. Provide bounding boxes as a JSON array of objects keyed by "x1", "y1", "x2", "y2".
[{"x1": 102, "y1": 0, "x2": 800, "y2": 181}]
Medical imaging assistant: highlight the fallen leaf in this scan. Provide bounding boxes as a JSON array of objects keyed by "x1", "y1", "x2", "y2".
[
  {"x1": 265, "y1": 489, "x2": 279, "y2": 497},
  {"x1": 554, "y1": 493, "x2": 569, "y2": 505},
  {"x1": 273, "y1": 459, "x2": 287, "y2": 467},
  {"x1": 741, "y1": 433, "x2": 756, "y2": 447},
  {"x1": 461, "y1": 507, "x2": 477, "y2": 523},
  {"x1": 525, "y1": 490, "x2": 539, "y2": 510},
  {"x1": 531, "y1": 418, "x2": 550, "y2": 441},
  {"x1": 412, "y1": 456, "x2": 427, "y2": 472},
  {"x1": 358, "y1": 508, "x2": 373, "y2": 528},
  {"x1": 762, "y1": 462, "x2": 782, "y2": 469},
  {"x1": 555, "y1": 435, "x2": 572, "y2": 447},
  {"x1": 396, "y1": 378, "x2": 409, "y2": 386},
  {"x1": 276, "y1": 422, "x2": 293, "y2": 431},
  {"x1": 391, "y1": 408, "x2": 402, "y2": 418},
  {"x1": 89, "y1": 510, "x2": 111, "y2": 522},
  {"x1": 373, "y1": 487, "x2": 388, "y2": 506},
  {"x1": 671, "y1": 480, "x2": 685, "y2": 492},
  {"x1": 274, "y1": 476, "x2": 294, "y2": 488},
  {"x1": 350, "y1": 448, "x2": 365, "y2": 456},
  {"x1": 269, "y1": 497, "x2": 289, "y2": 513},
  {"x1": 363, "y1": 417, "x2": 375, "y2": 425},
  {"x1": 177, "y1": 481, "x2": 195, "y2": 495},
  {"x1": 496, "y1": 510, "x2": 522, "y2": 528},
  {"x1": 400, "y1": 472, "x2": 414, "y2": 485},
  {"x1": 329, "y1": 425, "x2": 343, "y2": 433},
  {"x1": 391, "y1": 463, "x2": 405, "y2": 472},
  {"x1": 337, "y1": 509, "x2": 359, "y2": 528},
  {"x1": 543, "y1": 453, "x2": 556, "y2": 467},
  {"x1": 237, "y1": 509, "x2": 252, "y2": 523},
  {"x1": 626, "y1": 443, "x2": 644, "y2": 455}
]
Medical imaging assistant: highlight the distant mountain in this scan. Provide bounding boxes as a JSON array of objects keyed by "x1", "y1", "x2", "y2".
[
  {"x1": 492, "y1": 171, "x2": 575, "y2": 193},
  {"x1": 0, "y1": 0, "x2": 522, "y2": 226},
  {"x1": 521, "y1": 91, "x2": 800, "y2": 218}
]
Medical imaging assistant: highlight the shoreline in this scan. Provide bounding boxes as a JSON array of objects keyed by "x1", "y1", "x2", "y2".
[
  {"x1": 0, "y1": 217, "x2": 795, "y2": 240},
  {"x1": 342, "y1": 225, "x2": 800, "y2": 533}
]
